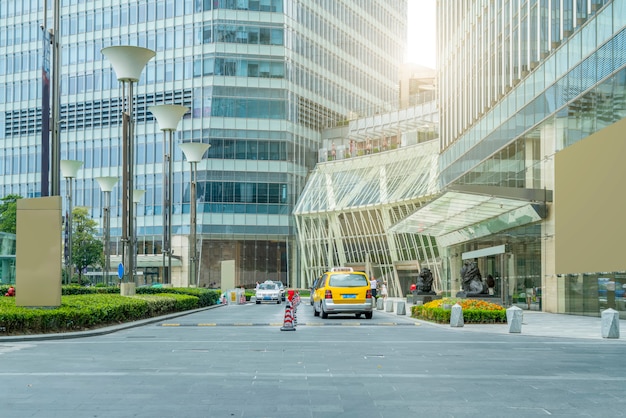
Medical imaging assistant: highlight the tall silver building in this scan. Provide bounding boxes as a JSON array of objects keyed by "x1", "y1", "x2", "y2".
[
  {"x1": 0, "y1": 1, "x2": 407, "y2": 287},
  {"x1": 393, "y1": 0, "x2": 626, "y2": 316}
]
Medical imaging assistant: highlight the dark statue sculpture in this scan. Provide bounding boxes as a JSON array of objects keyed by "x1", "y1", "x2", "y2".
[
  {"x1": 458, "y1": 260, "x2": 487, "y2": 296},
  {"x1": 416, "y1": 267, "x2": 436, "y2": 295}
]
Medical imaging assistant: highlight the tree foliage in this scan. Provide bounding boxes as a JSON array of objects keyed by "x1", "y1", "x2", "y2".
[
  {"x1": 0, "y1": 194, "x2": 22, "y2": 234},
  {"x1": 71, "y1": 207, "x2": 103, "y2": 284}
]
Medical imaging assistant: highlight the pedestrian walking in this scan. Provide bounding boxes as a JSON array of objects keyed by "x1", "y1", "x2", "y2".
[
  {"x1": 370, "y1": 276, "x2": 378, "y2": 299},
  {"x1": 524, "y1": 277, "x2": 534, "y2": 310},
  {"x1": 486, "y1": 274, "x2": 495, "y2": 295}
]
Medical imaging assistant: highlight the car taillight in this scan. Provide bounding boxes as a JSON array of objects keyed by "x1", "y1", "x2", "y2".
[
  {"x1": 366, "y1": 289, "x2": 372, "y2": 298},
  {"x1": 325, "y1": 289, "x2": 332, "y2": 299}
]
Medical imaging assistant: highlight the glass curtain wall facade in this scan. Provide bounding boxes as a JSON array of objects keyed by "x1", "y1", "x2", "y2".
[
  {"x1": 436, "y1": 0, "x2": 626, "y2": 316},
  {"x1": 0, "y1": 1, "x2": 406, "y2": 288},
  {"x1": 0, "y1": 232, "x2": 16, "y2": 284}
]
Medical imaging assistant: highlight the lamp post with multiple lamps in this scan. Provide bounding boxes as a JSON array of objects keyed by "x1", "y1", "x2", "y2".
[
  {"x1": 148, "y1": 105, "x2": 189, "y2": 287},
  {"x1": 60, "y1": 159, "x2": 83, "y2": 285},
  {"x1": 95, "y1": 176, "x2": 118, "y2": 286},
  {"x1": 101, "y1": 46, "x2": 155, "y2": 295},
  {"x1": 179, "y1": 142, "x2": 210, "y2": 288}
]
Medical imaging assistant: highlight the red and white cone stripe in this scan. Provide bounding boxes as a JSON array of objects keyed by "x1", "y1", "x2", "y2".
[{"x1": 280, "y1": 301, "x2": 296, "y2": 331}]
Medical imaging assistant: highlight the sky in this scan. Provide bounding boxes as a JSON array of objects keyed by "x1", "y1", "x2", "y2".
[{"x1": 404, "y1": 0, "x2": 437, "y2": 68}]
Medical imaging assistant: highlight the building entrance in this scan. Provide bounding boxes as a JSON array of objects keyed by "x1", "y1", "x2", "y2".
[
  {"x1": 462, "y1": 245, "x2": 511, "y2": 306},
  {"x1": 472, "y1": 254, "x2": 508, "y2": 304}
]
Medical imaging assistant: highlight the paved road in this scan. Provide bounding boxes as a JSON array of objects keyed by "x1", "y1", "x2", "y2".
[{"x1": 1, "y1": 299, "x2": 625, "y2": 417}]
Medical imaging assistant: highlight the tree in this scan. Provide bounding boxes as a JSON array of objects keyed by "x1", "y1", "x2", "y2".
[
  {"x1": 71, "y1": 207, "x2": 103, "y2": 284},
  {"x1": 0, "y1": 194, "x2": 22, "y2": 234}
]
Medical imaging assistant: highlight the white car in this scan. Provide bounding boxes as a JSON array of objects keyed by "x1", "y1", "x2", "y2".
[
  {"x1": 273, "y1": 281, "x2": 286, "y2": 301},
  {"x1": 255, "y1": 282, "x2": 282, "y2": 304}
]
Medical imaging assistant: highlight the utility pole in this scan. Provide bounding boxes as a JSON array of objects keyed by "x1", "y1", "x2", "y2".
[{"x1": 41, "y1": 0, "x2": 61, "y2": 197}]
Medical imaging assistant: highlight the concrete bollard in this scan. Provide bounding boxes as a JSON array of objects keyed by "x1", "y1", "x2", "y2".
[
  {"x1": 396, "y1": 301, "x2": 406, "y2": 315},
  {"x1": 601, "y1": 308, "x2": 620, "y2": 339},
  {"x1": 450, "y1": 303, "x2": 464, "y2": 327},
  {"x1": 385, "y1": 300, "x2": 394, "y2": 312},
  {"x1": 507, "y1": 306, "x2": 523, "y2": 333},
  {"x1": 376, "y1": 297, "x2": 384, "y2": 310}
]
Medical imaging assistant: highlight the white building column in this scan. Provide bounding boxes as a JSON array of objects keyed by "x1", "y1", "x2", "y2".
[{"x1": 540, "y1": 120, "x2": 560, "y2": 313}]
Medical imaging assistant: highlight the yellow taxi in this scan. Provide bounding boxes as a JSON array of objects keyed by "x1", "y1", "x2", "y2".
[{"x1": 312, "y1": 267, "x2": 373, "y2": 319}]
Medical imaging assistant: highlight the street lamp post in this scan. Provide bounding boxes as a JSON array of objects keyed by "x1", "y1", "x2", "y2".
[
  {"x1": 132, "y1": 189, "x2": 146, "y2": 285},
  {"x1": 60, "y1": 159, "x2": 83, "y2": 285},
  {"x1": 95, "y1": 176, "x2": 118, "y2": 286},
  {"x1": 102, "y1": 46, "x2": 155, "y2": 296},
  {"x1": 148, "y1": 105, "x2": 189, "y2": 287},
  {"x1": 179, "y1": 142, "x2": 210, "y2": 288}
]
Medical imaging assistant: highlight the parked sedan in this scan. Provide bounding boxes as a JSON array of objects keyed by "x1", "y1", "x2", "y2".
[
  {"x1": 273, "y1": 281, "x2": 286, "y2": 301},
  {"x1": 255, "y1": 281, "x2": 282, "y2": 304}
]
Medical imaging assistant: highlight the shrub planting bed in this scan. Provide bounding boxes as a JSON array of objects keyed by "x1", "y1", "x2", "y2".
[
  {"x1": 0, "y1": 286, "x2": 220, "y2": 335},
  {"x1": 411, "y1": 297, "x2": 506, "y2": 324}
]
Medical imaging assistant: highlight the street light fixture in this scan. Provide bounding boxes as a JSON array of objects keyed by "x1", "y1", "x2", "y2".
[
  {"x1": 102, "y1": 45, "x2": 155, "y2": 296},
  {"x1": 95, "y1": 176, "x2": 118, "y2": 286},
  {"x1": 60, "y1": 159, "x2": 83, "y2": 285},
  {"x1": 148, "y1": 104, "x2": 189, "y2": 287},
  {"x1": 179, "y1": 142, "x2": 210, "y2": 288}
]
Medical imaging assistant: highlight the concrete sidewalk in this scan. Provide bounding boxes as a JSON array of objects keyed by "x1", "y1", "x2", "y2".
[{"x1": 377, "y1": 297, "x2": 626, "y2": 341}]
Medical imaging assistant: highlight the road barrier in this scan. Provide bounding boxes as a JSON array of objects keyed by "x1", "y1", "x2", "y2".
[{"x1": 280, "y1": 300, "x2": 296, "y2": 331}]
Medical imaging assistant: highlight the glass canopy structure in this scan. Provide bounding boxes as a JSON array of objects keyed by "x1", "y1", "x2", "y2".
[
  {"x1": 293, "y1": 140, "x2": 440, "y2": 297},
  {"x1": 389, "y1": 185, "x2": 549, "y2": 248}
]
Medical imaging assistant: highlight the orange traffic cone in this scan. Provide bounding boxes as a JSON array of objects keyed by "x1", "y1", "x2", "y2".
[{"x1": 280, "y1": 301, "x2": 296, "y2": 331}]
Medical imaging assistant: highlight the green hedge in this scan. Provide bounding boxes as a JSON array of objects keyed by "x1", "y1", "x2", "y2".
[
  {"x1": 412, "y1": 306, "x2": 451, "y2": 323},
  {"x1": 1, "y1": 284, "x2": 220, "y2": 305},
  {"x1": 411, "y1": 305, "x2": 507, "y2": 324},
  {"x1": 53, "y1": 284, "x2": 220, "y2": 307},
  {"x1": 60, "y1": 285, "x2": 119, "y2": 295},
  {"x1": 0, "y1": 286, "x2": 221, "y2": 335},
  {"x1": 135, "y1": 286, "x2": 220, "y2": 307},
  {"x1": 462, "y1": 308, "x2": 506, "y2": 323}
]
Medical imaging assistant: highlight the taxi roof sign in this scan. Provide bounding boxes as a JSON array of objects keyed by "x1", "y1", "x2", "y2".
[{"x1": 330, "y1": 267, "x2": 353, "y2": 272}]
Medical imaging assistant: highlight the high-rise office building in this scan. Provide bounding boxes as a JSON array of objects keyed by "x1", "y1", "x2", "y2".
[
  {"x1": 393, "y1": 0, "x2": 626, "y2": 316},
  {"x1": 0, "y1": 1, "x2": 407, "y2": 287}
]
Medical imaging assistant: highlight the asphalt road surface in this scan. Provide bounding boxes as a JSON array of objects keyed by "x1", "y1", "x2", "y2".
[{"x1": 1, "y1": 300, "x2": 625, "y2": 417}]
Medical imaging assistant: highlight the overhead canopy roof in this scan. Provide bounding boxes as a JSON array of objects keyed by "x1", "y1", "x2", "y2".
[
  {"x1": 294, "y1": 140, "x2": 439, "y2": 214},
  {"x1": 388, "y1": 184, "x2": 552, "y2": 247}
]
